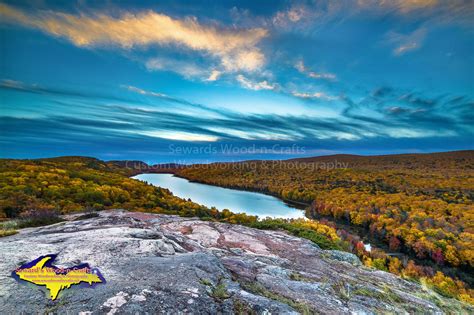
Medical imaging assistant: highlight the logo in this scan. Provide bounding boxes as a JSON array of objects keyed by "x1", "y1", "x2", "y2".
[{"x1": 12, "y1": 254, "x2": 105, "y2": 300}]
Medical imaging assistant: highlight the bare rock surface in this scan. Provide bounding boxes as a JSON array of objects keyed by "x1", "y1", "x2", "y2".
[{"x1": 0, "y1": 210, "x2": 471, "y2": 314}]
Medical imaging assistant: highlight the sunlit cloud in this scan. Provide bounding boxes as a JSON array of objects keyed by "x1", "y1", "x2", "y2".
[
  {"x1": 0, "y1": 1, "x2": 472, "y2": 159},
  {"x1": 236, "y1": 75, "x2": 276, "y2": 91},
  {"x1": 0, "y1": 3, "x2": 268, "y2": 73},
  {"x1": 222, "y1": 50, "x2": 266, "y2": 72},
  {"x1": 139, "y1": 130, "x2": 219, "y2": 142},
  {"x1": 206, "y1": 70, "x2": 221, "y2": 82}
]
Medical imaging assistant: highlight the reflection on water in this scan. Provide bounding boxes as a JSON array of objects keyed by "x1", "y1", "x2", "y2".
[{"x1": 133, "y1": 173, "x2": 305, "y2": 219}]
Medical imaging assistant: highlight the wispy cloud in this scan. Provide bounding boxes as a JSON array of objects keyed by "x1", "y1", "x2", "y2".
[
  {"x1": 295, "y1": 60, "x2": 336, "y2": 81},
  {"x1": 145, "y1": 57, "x2": 210, "y2": 80},
  {"x1": 292, "y1": 91, "x2": 338, "y2": 101},
  {"x1": 0, "y1": 79, "x2": 34, "y2": 90},
  {"x1": 357, "y1": 0, "x2": 439, "y2": 13},
  {"x1": 0, "y1": 3, "x2": 268, "y2": 74},
  {"x1": 122, "y1": 85, "x2": 167, "y2": 98},
  {"x1": 236, "y1": 75, "x2": 276, "y2": 91},
  {"x1": 0, "y1": 78, "x2": 127, "y2": 102},
  {"x1": 270, "y1": 0, "x2": 473, "y2": 34},
  {"x1": 222, "y1": 50, "x2": 266, "y2": 72},
  {"x1": 120, "y1": 84, "x2": 229, "y2": 117},
  {"x1": 358, "y1": 0, "x2": 473, "y2": 21},
  {"x1": 386, "y1": 27, "x2": 427, "y2": 56},
  {"x1": 273, "y1": 4, "x2": 308, "y2": 28},
  {"x1": 342, "y1": 86, "x2": 473, "y2": 138},
  {"x1": 1, "y1": 79, "x2": 473, "y2": 161},
  {"x1": 139, "y1": 130, "x2": 219, "y2": 142}
]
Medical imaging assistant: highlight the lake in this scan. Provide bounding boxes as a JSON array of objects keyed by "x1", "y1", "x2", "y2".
[{"x1": 133, "y1": 173, "x2": 305, "y2": 219}]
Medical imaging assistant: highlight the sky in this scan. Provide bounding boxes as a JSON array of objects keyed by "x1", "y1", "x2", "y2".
[{"x1": 0, "y1": 0, "x2": 473, "y2": 163}]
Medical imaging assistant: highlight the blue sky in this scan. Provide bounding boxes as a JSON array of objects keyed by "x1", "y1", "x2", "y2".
[{"x1": 0, "y1": 0, "x2": 473, "y2": 163}]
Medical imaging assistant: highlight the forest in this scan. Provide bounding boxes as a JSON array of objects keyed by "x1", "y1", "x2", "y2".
[
  {"x1": 175, "y1": 151, "x2": 474, "y2": 304},
  {"x1": 0, "y1": 157, "x2": 341, "y2": 251},
  {"x1": 0, "y1": 153, "x2": 473, "y2": 304}
]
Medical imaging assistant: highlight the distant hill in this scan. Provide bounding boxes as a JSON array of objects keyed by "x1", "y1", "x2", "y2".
[
  {"x1": 3, "y1": 150, "x2": 472, "y2": 172},
  {"x1": 287, "y1": 150, "x2": 474, "y2": 170},
  {"x1": 107, "y1": 160, "x2": 185, "y2": 174}
]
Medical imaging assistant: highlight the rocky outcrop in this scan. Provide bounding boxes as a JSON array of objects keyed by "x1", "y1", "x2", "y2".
[{"x1": 0, "y1": 210, "x2": 471, "y2": 314}]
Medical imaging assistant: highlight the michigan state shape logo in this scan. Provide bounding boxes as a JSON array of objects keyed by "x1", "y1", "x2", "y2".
[{"x1": 12, "y1": 254, "x2": 105, "y2": 300}]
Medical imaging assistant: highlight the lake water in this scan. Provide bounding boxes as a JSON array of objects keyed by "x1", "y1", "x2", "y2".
[{"x1": 133, "y1": 173, "x2": 305, "y2": 219}]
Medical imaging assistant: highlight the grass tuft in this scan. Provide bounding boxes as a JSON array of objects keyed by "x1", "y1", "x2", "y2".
[{"x1": 240, "y1": 281, "x2": 312, "y2": 315}]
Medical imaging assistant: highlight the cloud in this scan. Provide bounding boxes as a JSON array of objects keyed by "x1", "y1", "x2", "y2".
[
  {"x1": 386, "y1": 27, "x2": 427, "y2": 56},
  {"x1": 292, "y1": 91, "x2": 338, "y2": 101},
  {"x1": 358, "y1": 1, "x2": 474, "y2": 26},
  {"x1": 394, "y1": 42, "x2": 419, "y2": 55},
  {"x1": 122, "y1": 85, "x2": 167, "y2": 98},
  {"x1": 295, "y1": 60, "x2": 337, "y2": 81},
  {"x1": 270, "y1": 2, "x2": 348, "y2": 32},
  {"x1": 273, "y1": 5, "x2": 309, "y2": 28},
  {"x1": 342, "y1": 86, "x2": 473, "y2": 137},
  {"x1": 139, "y1": 130, "x2": 219, "y2": 142},
  {"x1": 0, "y1": 3, "x2": 268, "y2": 73},
  {"x1": 120, "y1": 84, "x2": 230, "y2": 118},
  {"x1": 2, "y1": 81, "x2": 473, "y2": 160},
  {"x1": 399, "y1": 93, "x2": 437, "y2": 106},
  {"x1": 0, "y1": 79, "x2": 34, "y2": 90},
  {"x1": 0, "y1": 78, "x2": 129, "y2": 102},
  {"x1": 206, "y1": 70, "x2": 221, "y2": 82},
  {"x1": 236, "y1": 75, "x2": 276, "y2": 91},
  {"x1": 145, "y1": 57, "x2": 211, "y2": 79},
  {"x1": 386, "y1": 106, "x2": 410, "y2": 115},
  {"x1": 271, "y1": 0, "x2": 473, "y2": 34},
  {"x1": 222, "y1": 50, "x2": 266, "y2": 72},
  {"x1": 372, "y1": 87, "x2": 394, "y2": 97},
  {"x1": 357, "y1": 0, "x2": 439, "y2": 13}
]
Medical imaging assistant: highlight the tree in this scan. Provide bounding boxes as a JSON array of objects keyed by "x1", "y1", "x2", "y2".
[{"x1": 389, "y1": 236, "x2": 401, "y2": 252}]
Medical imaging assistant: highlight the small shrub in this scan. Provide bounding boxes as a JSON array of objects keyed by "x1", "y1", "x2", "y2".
[
  {"x1": 74, "y1": 212, "x2": 99, "y2": 221},
  {"x1": 233, "y1": 299, "x2": 256, "y2": 315},
  {"x1": 210, "y1": 280, "x2": 231, "y2": 300},
  {"x1": 0, "y1": 229, "x2": 17, "y2": 237},
  {"x1": 17, "y1": 209, "x2": 63, "y2": 228},
  {"x1": 240, "y1": 281, "x2": 312, "y2": 314},
  {"x1": 333, "y1": 281, "x2": 351, "y2": 302},
  {"x1": 199, "y1": 278, "x2": 212, "y2": 286}
]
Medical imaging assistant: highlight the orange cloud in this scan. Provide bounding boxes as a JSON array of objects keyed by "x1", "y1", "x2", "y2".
[
  {"x1": 0, "y1": 3, "x2": 268, "y2": 72},
  {"x1": 206, "y1": 70, "x2": 221, "y2": 82}
]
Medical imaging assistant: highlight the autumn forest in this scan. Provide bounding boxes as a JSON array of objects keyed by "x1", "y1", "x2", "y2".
[
  {"x1": 175, "y1": 151, "x2": 474, "y2": 303},
  {"x1": 0, "y1": 151, "x2": 473, "y2": 304}
]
